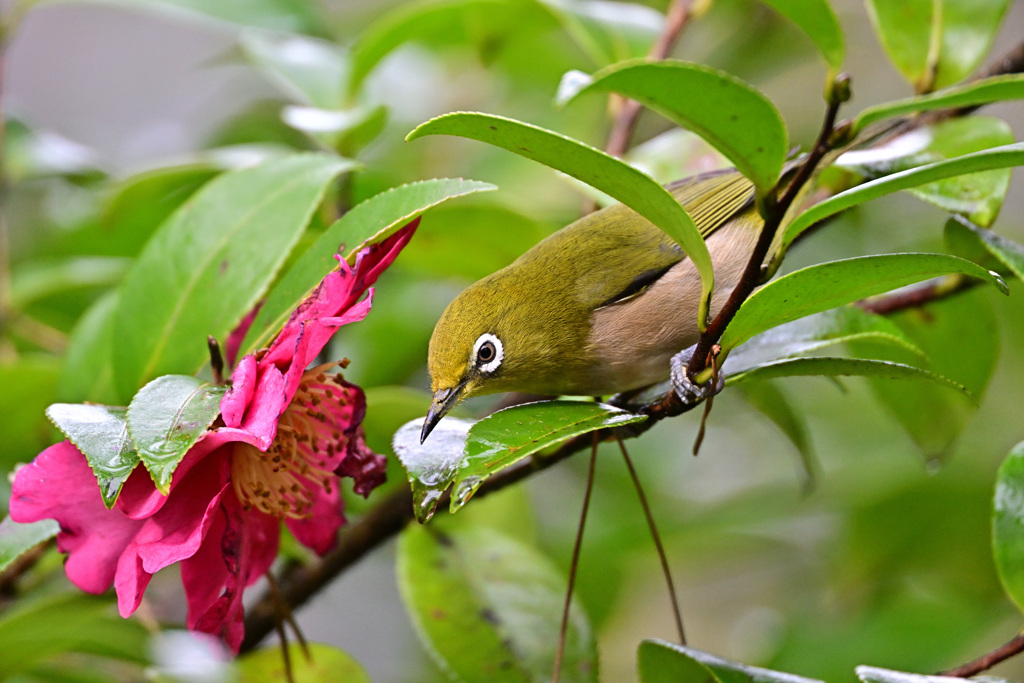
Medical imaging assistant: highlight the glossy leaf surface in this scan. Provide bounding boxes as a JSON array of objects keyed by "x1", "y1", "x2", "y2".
[
  {"x1": 452, "y1": 401, "x2": 646, "y2": 512},
  {"x1": 993, "y1": 440, "x2": 1024, "y2": 614},
  {"x1": 126, "y1": 375, "x2": 226, "y2": 494},
  {"x1": 721, "y1": 253, "x2": 1006, "y2": 353},
  {"x1": 398, "y1": 521, "x2": 597, "y2": 683},
  {"x1": 781, "y1": 143, "x2": 1024, "y2": 251},
  {"x1": 408, "y1": 112, "x2": 715, "y2": 323},
  {"x1": 946, "y1": 216, "x2": 1024, "y2": 281},
  {"x1": 113, "y1": 154, "x2": 354, "y2": 399},
  {"x1": 46, "y1": 403, "x2": 138, "y2": 507},
  {"x1": 393, "y1": 416, "x2": 474, "y2": 523},
  {"x1": 639, "y1": 640, "x2": 825, "y2": 682},
  {"x1": 567, "y1": 60, "x2": 787, "y2": 194},
  {"x1": 242, "y1": 178, "x2": 496, "y2": 354}
]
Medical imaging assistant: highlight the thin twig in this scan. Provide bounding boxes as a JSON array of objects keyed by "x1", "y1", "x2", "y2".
[
  {"x1": 553, "y1": 433, "x2": 600, "y2": 683},
  {"x1": 605, "y1": 0, "x2": 693, "y2": 158},
  {"x1": 940, "y1": 631, "x2": 1024, "y2": 678},
  {"x1": 617, "y1": 435, "x2": 686, "y2": 645}
]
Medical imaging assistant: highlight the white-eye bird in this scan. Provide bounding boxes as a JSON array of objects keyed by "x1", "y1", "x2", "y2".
[{"x1": 421, "y1": 170, "x2": 763, "y2": 442}]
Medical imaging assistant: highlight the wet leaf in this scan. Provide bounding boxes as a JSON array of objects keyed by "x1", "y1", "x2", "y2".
[
  {"x1": 945, "y1": 216, "x2": 1024, "y2": 281},
  {"x1": 397, "y1": 521, "x2": 597, "y2": 682},
  {"x1": 452, "y1": 401, "x2": 646, "y2": 512},
  {"x1": 393, "y1": 416, "x2": 473, "y2": 523},
  {"x1": 45, "y1": 403, "x2": 138, "y2": 507},
  {"x1": 0, "y1": 517, "x2": 58, "y2": 574},
  {"x1": 126, "y1": 375, "x2": 226, "y2": 494},
  {"x1": 565, "y1": 60, "x2": 787, "y2": 194},
  {"x1": 722, "y1": 253, "x2": 1006, "y2": 353}
]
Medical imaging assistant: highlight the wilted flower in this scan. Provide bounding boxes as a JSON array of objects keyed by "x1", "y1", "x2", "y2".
[{"x1": 10, "y1": 224, "x2": 417, "y2": 651}]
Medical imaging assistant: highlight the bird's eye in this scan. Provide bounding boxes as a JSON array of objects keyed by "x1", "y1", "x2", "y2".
[{"x1": 472, "y1": 333, "x2": 503, "y2": 374}]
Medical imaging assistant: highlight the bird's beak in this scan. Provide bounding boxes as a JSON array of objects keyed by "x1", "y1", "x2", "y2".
[{"x1": 420, "y1": 380, "x2": 468, "y2": 443}]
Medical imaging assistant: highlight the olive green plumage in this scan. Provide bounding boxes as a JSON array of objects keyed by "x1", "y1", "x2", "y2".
[{"x1": 422, "y1": 170, "x2": 764, "y2": 442}]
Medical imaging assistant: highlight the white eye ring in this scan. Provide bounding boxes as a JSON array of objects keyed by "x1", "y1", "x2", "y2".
[{"x1": 472, "y1": 333, "x2": 503, "y2": 374}]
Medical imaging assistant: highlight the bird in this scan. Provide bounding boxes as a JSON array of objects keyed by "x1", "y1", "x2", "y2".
[{"x1": 420, "y1": 169, "x2": 765, "y2": 443}]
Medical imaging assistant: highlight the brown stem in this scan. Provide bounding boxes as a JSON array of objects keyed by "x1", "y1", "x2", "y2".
[
  {"x1": 940, "y1": 631, "x2": 1024, "y2": 678},
  {"x1": 685, "y1": 76, "x2": 849, "y2": 383},
  {"x1": 605, "y1": 0, "x2": 693, "y2": 158}
]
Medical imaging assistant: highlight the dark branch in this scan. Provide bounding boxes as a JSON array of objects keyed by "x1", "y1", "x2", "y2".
[{"x1": 940, "y1": 631, "x2": 1024, "y2": 678}]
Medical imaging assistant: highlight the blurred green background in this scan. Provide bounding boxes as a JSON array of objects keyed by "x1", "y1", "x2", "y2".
[{"x1": 2, "y1": 0, "x2": 1024, "y2": 680}]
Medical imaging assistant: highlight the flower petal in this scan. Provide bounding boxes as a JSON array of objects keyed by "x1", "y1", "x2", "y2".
[
  {"x1": 285, "y1": 481, "x2": 344, "y2": 555},
  {"x1": 336, "y1": 427, "x2": 387, "y2": 497},
  {"x1": 221, "y1": 354, "x2": 257, "y2": 428},
  {"x1": 182, "y1": 495, "x2": 279, "y2": 653},
  {"x1": 10, "y1": 441, "x2": 143, "y2": 594}
]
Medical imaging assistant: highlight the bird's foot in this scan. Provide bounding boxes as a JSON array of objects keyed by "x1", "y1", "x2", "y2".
[{"x1": 670, "y1": 344, "x2": 724, "y2": 405}]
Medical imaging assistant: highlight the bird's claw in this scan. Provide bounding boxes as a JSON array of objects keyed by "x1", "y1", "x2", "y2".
[{"x1": 670, "y1": 344, "x2": 724, "y2": 405}]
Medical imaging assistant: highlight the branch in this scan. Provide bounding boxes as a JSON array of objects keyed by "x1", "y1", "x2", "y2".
[
  {"x1": 940, "y1": 631, "x2": 1024, "y2": 678},
  {"x1": 605, "y1": 0, "x2": 694, "y2": 158}
]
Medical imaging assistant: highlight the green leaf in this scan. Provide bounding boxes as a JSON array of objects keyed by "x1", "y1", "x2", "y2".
[
  {"x1": 238, "y1": 30, "x2": 347, "y2": 109},
  {"x1": 565, "y1": 60, "x2": 787, "y2": 195},
  {"x1": 242, "y1": 178, "x2": 496, "y2": 355},
  {"x1": 113, "y1": 153, "x2": 355, "y2": 398},
  {"x1": 723, "y1": 306, "x2": 925, "y2": 375},
  {"x1": 865, "y1": 0, "x2": 1011, "y2": 92},
  {"x1": 0, "y1": 517, "x2": 58, "y2": 573},
  {"x1": 0, "y1": 592, "x2": 150, "y2": 674},
  {"x1": 407, "y1": 112, "x2": 716, "y2": 324},
  {"x1": 856, "y1": 666, "x2": 972, "y2": 682},
  {"x1": 397, "y1": 522, "x2": 597, "y2": 683},
  {"x1": 60, "y1": 291, "x2": 119, "y2": 405},
  {"x1": 0, "y1": 356, "x2": 61, "y2": 471},
  {"x1": 840, "y1": 116, "x2": 1014, "y2": 227},
  {"x1": 9, "y1": 257, "x2": 130, "y2": 309},
  {"x1": 46, "y1": 403, "x2": 139, "y2": 507},
  {"x1": 758, "y1": 0, "x2": 844, "y2": 75},
  {"x1": 853, "y1": 74, "x2": 1024, "y2": 133},
  {"x1": 946, "y1": 216, "x2": 1024, "y2": 281},
  {"x1": 849, "y1": 290, "x2": 997, "y2": 460},
  {"x1": 993, "y1": 440, "x2": 1024, "y2": 614},
  {"x1": 638, "y1": 641, "x2": 719, "y2": 683},
  {"x1": 535, "y1": 0, "x2": 663, "y2": 66},
  {"x1": 452, "y1": 401, "x2": 646, "y2": 512},
  {"x1": 721, "y1": 253, "x2": 1006, "y2": 353},
  {"x1": 393, "y1": 416, "x2": 473, "y2": 523},
  {"x1": 726, "y1": 357, "x2": 972, "y2": 399},
  {"x1": 126, "y1": 375, "x2": 226, "y2": 494},
  {"x1": 348, "y1": 0, "x2": 513, "y2": 97},
  {"x1": 781, "y1": 143, "x2": 1024, "y2": 252},
  {"x1": 237, "y1": 643, "x2": 371, "y2": 682},
  {"x1": 639, "y1": 640, "x2": 826, "y2": 683},
  {"x1": 736, "y1": 381, "x2": 816, "y2": 493}
]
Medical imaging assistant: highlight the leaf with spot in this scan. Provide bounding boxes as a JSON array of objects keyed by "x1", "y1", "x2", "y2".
[
  {"x1": 127, "y1": 375, "x2": 227, "y2": 494},
  {"x1": 113, "y1": 153, "x2": 356, "y2": 400},
  {"x1": 398, "y1": 520, "x2": 597, "y2": 683},
  {"x1": 46, "y1": 403, "x2": 138, "y2": 507},
  {"x1": 452, "y1": 401, "x2": 646, "y2": 512}
]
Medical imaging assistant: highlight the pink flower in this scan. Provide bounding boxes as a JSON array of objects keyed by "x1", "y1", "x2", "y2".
[{"x1": 9, "y1": 223, "x2": 417, "y2": 652}]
